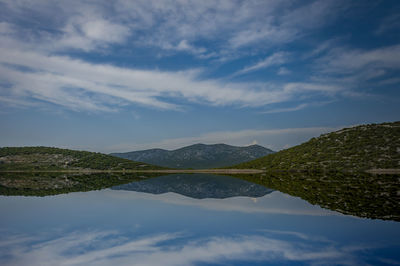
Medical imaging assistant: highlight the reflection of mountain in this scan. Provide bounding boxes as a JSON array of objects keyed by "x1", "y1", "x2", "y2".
[{"x1": 112, "y1": 174, "x2": 273, "y2": 199}]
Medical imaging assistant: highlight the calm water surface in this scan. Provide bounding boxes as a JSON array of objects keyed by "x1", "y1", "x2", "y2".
[{"x1": 0, "y1": 174, "x2": 399, "y2": 265}]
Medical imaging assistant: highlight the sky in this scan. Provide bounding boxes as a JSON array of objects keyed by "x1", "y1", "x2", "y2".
[{"x1": 0, "y1": 0, "x2": 399, "y2": 153}]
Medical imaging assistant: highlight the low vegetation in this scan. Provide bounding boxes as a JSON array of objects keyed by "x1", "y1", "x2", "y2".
[
  {"x1": 0, "y1": 146, "x2": 166, "y2": 171},
  {"x1": 229, "y1": 121, "x2": 400, "y2": 171}
]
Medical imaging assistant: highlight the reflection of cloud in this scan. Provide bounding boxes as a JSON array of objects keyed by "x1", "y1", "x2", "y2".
[
  {"x1": 105, "y1": 189, "x2": 341, "y2": 217},
  {"x1": 0, "y1": 229, "x2": 375, "y2": 266}
]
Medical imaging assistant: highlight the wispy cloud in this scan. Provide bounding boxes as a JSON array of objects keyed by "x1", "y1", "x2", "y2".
[
  {"x1": 375, "y1": 13, "x2": 400, "y2": 35},
  {"x1": 0, "y1": 44, "x2": 347, "y2": 112},
  {"x1": 317, "y1": 44, "x2": 400, "y2": 74},
  {"x1": 0, "y1": 0, "x2": 397, "y2": 115},
  {"x1": 261, "y1": 100, "x2": 334, "y2": 114},
  {"x1": 277, "y1": 67, "x2": 291, "y2": 75},
  {"x1": 232, "y1": 52, "x2": 288, "y2": 77},
  {"x1": 56, "y1": 14, "x2": 131, "y2": 51},
  {"x1": 307, "y1": 44, "x2": 400, "y2": 95},
  {"x1": 262, "y1": 103, "x2": 309, "y2": 114},
  {"x1": 0, "y1": 0, "x2": 350, "y2": 57}
]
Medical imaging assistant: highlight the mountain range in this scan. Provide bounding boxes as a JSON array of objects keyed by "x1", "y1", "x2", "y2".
[{"x1": 111, "y1": 143, "x2": 274, "y2": 169}]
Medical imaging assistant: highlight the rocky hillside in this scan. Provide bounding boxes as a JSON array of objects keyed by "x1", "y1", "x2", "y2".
[
  {"x1": 229, "y1": 121, "x2": 400, "y2": 171},
  {"x1": 0, "y1": 146, "x2": 165, "y2": 171},
  {"x1": 111, "y1": 143, "x2": 274, "y2": 169}
]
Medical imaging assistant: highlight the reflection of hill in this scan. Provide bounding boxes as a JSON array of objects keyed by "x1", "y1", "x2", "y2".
[
  {"x1": 0, "y1": 172, "x2": 164, "y2": 196},
  {"x1": 234, "y1": 172, "x2": 400, "y2": 221},
  {"x1": 112, "y1": 174, "x2": 273, "y2": 199}
]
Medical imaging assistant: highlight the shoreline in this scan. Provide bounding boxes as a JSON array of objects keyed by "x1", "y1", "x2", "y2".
[
  {"x1": 365, "y1": 169, "x2": 400, "y2": 174},
  {"x1": 0, "y1": 169, "x2": 264, "y2": 174},
  {"x1": 1, "y1": 168, "x2": 399, "y2": 174}
]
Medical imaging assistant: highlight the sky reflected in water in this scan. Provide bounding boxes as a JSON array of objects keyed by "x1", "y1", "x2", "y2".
[{"x1": 1, "y1": 174, "x2": 399, "y2": 265}]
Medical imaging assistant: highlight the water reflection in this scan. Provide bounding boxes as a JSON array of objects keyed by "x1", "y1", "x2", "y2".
[
  {"x1": 1, "y1": 171, "x2": 399, "y2": 221},
  {"x1": 112, "y1": 174, "x2": 273, "y2": 199},
  {"x1": 0, "y1": 229, "x2": 385, "y2": 266},
  {"x1": 235, "y1": 172, "x2": 400, "y2": 221},
  {"x1": 0, "y1": 172, "x2": 164, "y2": 196},
  {"x1": 0, "y1": 188, "x2": 399, "y2": 266}
]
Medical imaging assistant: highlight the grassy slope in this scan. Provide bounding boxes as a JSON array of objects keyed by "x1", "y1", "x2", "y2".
[
  {"x1": 0, "y1": 146, "x2": 166, "y2": 171},
  {"x1": 229, "y1": 121, "x2": 400, "y2": 171}
]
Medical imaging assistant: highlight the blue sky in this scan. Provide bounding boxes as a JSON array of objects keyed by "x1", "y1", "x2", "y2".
[{"x1": 0, "y1": 0, "x2": 399, "y2": 152}]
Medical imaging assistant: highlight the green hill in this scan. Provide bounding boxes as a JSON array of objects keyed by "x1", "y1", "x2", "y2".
[
  {"x1": 0, "y1": 146, "x2": 165, "y2": 171},
  {"x1": 229, "y1": 121, "x2": 400, "y2": 171}
]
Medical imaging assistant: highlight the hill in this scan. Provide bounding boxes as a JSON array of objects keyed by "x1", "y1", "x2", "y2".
[
  {"x1": 229, "y1": 121, "x2": 400, "y2": 171},
  {"x1": 111, "y1": 143, "x2": 274, "y2": 169},
  {"x1": 0, "y1": 146, "x2": 164, "y2": 171}
]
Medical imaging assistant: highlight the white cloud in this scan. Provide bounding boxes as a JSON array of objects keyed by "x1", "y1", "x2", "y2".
[
  {"x1": 0, "y1": 44, "x2": 345, "y2": 112},
  {"x1": 0, "y1": 0, "x2": 349, "y2": 58},
  {"x1": 233, "y1": 52, "x2": 288, "y2": 76},
  {"x1": 318, "y1": 45, "x2": 400, "y2": 73},
  {"x1": 228, "y1": 0, "x2": 347, "y2": 49},
  {"x1": 249, "y1": 140, "x2": 258, "y2": 145},
  {"x1": 229, "y1": 26, "x2": 294, "y2": 49},
  {"x1": 0, "y1": 22, "x2": 15, "y2": 34},
  {"x1": 56, "y1": 15, "x2": 131, "y2": 51},
  {"x1": 280, "y1": 0, "x2": 347, "y2": 30},
  {"x1": 0, "y1": 0, "x2": 391, "y2": 115},
  {"x1": 375, "y1": 13, "x2": 400, "y2": 35},
  {"x1": 262, "y1": 103, "x2": 309, "y2": 114},
  {"x1": 277, "y1": 67, "x2": 291, "y2": 75},
  {"x1": 306, "y1": 44, "x2": 400, "y2": 95}
]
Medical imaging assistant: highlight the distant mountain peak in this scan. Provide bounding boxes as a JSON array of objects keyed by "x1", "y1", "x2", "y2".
[{"x1": 111, "y1": 143, "x2": 274, "y2": 169}]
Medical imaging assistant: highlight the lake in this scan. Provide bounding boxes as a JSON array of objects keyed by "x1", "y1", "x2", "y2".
[{"x1": 1, "y1": 173, "x2": 400, "y2": 265}]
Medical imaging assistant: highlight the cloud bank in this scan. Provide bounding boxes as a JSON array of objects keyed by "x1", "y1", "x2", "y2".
[{"x1": 1, "y1": 0, "x2": 398, "y2": 113}]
